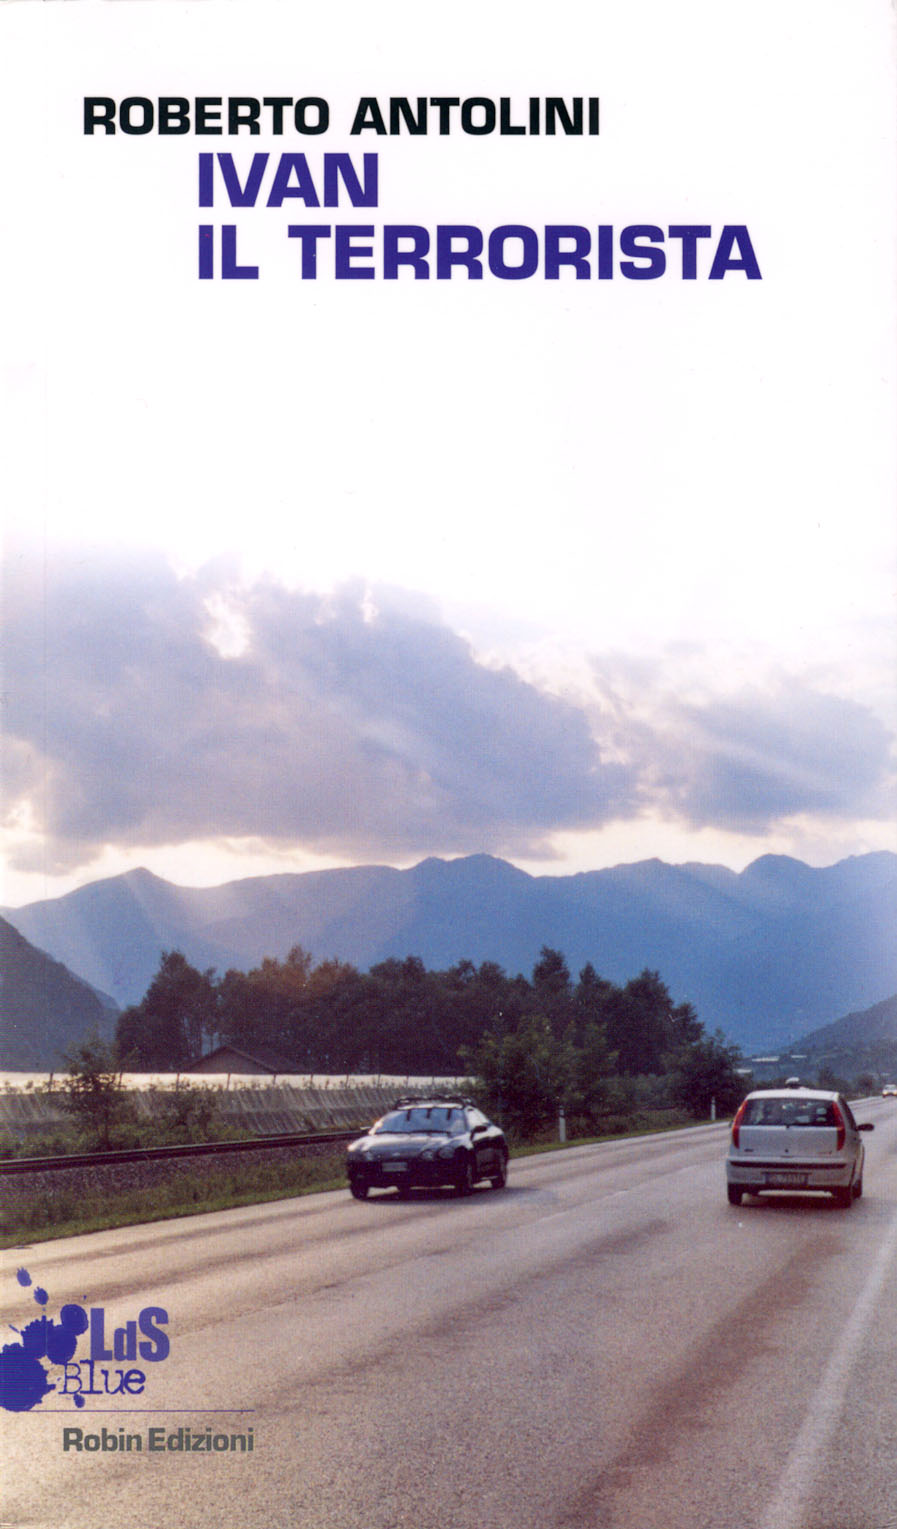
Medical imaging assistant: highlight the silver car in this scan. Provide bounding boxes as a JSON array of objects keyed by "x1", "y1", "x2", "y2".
[{"x1": 726, "y1": 1087, "x2": 873, "y2": 1208}]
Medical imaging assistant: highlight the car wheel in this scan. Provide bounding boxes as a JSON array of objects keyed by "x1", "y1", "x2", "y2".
[
  {"x1": 727, "y1": 1184, "x2": 743, "y2": 1206},
  {"x1": 350, "y1": 1179, "x2": 369, "y2": 1200},
  {"x1": 490, "y1": 1154, "x2": 508, "y2": 1190},
  {"x1": 455, "y1": 1155, "x2": 475, "y2": 1196},
  {"x1": 853, "y1": 1175, "x2": 863, "y2": 1200}
]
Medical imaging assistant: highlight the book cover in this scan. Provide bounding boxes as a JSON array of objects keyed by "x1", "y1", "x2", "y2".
[{"x1": 1, "y1": 5, "x2": 895, "y2": 1527}]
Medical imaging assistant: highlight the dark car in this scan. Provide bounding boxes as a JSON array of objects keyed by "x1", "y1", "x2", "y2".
[{"x1": 346, "y1": 1095, "x2": 509, "y2": 1199}]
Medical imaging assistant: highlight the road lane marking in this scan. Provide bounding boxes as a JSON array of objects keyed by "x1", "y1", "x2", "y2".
[{"x1": 760, "y1": 1201, "x2": 897, "y2": 1529}]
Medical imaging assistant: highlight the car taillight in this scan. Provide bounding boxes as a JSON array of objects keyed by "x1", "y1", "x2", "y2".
[
  {"x1": 731, "y1": 1099, "x2": 749, "y2": 1148},
  {"x1": 832, "y1": 1101, "x2": 846, "y2": 1151}
]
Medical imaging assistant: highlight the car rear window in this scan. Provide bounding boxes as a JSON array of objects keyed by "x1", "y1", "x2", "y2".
[{"x1": 741, "y1": 1098, "x2": 837, "y2": 1127}]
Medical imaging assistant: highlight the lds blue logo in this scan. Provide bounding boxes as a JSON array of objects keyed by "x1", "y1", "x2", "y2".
[{"x1": 0, "y1": 1269, "x2": 169, "y2": 1412}]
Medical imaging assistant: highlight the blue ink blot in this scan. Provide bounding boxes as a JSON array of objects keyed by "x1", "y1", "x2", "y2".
[
  {"x1": 0, "y1": 1344, "x2": 54, "y2": 1412},
  {"x1": 19, "y1": 1316, "x2": 49, "y2": 1357},
  {"x1": 47, "y1": 1307, "x2": 89, "y2": 1366},
  {"x1": 1, "y1": 1278, "x2": 90, "y2": 1413},
  {"x1": 60, "y1": 1305, "x2": 89, "y2": 1337}
]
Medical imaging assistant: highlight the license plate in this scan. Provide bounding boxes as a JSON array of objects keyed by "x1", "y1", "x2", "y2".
[
  {"x1": 766, "y1": 1171, "x2": 808, "y2": 1187},
  {"x1": 382, "y1": 1162, "x2": 408, "y2": 1173}
]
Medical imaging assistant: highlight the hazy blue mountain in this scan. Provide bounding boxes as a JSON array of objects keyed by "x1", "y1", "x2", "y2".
[
  {"x1": 777, "y1": 994, "x2": 897, "y2": 1085},
  {"x1": 0, "y1": 916, "x2": 118, "y2": 1070},
  {"x1": 789, "y1": 993, "x2": 897, "y2": 1052},
  {"x1": 3, "y1": 851, "x2": 895, "y2": 1055}
]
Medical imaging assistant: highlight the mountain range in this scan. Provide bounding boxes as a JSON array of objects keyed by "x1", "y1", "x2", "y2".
[
  {"x1": 0, "y1": 916, "x2": 117, "y2": 1070},
  {"x1": 3, "y1": 850, "x2": 895, "y2": 1064},
  {"x1": 786, "y1": 994, "x2": 897, "y2": 1083}
]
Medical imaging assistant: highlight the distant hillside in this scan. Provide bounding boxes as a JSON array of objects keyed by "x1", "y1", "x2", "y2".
[
  {"x1": 3, "y1": 850, "x2": 895, "y2": 1057},
  {"x1": 783, "y1": 995, "x2": 897, "y2": 1083},
  {"x1": 0, "y1": 916, "x2": 118, "y2": 1070}
]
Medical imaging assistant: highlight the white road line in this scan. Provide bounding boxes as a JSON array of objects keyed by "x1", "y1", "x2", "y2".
[{"x1": 760, "y1": 1201, "x2": 897, "y2": 1529}]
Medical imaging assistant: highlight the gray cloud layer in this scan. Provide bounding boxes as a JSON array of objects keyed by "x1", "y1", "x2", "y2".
[
  {"x1": 4, "y1": 554, "x2": 632, "y2": 871},
  {"x1": 589, "y1": 652, "x2": 894, "y2": 834},
  {"x1": 4, "y1": 553, "x2": 893, "y2": 873}
]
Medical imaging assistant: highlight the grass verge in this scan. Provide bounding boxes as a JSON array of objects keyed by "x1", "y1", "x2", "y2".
[
  {"x1": 2, "y1": 1113, "x2": 714, "y2": 1246},
  {"x1": 1, "y1": 1153, "x2": 347, "y2": 1247}
]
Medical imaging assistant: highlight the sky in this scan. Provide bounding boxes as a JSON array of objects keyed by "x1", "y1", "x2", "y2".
[{"x1": 2, "y1": 1, "x2": 895, "y2": 909}]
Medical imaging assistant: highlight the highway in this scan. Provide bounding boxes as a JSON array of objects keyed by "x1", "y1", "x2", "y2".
[{"x1": 3, "y1": 1097, "x2": 896, "y2": 1529}]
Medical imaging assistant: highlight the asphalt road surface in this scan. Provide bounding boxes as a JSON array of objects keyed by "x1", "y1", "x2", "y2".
[{"x1": 3, "y1": 1099, "x2": 896, "y2": 1529}]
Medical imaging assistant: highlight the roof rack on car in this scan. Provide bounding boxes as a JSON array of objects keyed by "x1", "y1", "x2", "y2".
[{"x1": 391, "y1": 1094, "x2": 473, "y2": 1109}]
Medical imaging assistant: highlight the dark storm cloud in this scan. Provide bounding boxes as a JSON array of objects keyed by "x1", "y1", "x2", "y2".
[{"x1": 3, "y1": 552, "x2": 633, "y2": 872}]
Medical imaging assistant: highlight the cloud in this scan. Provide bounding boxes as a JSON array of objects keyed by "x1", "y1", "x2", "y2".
[
  {"x1": 661, "y1": 686, "x2": 893, "y2": 829},
  {"x1": 589, "y1": 653, "x2": 896, "y2": 835},
  {"x1": 4, "y1": 551, "x2": 893, "y2": 878},
  {"x1": 3, "y1": 551, "x2": 634, "y2": 872}
]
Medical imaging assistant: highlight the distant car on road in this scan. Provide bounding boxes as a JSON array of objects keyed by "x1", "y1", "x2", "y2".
[
  {"x1": 346, "y1": 1095, "x2": 509, "y2": 1199},
  {"x1": 882, "y1": 1083, "x2": 897, "y2": 1097},
  {"x1": 726, "y1": 1087, "x2": 873, "y2": 1208}
]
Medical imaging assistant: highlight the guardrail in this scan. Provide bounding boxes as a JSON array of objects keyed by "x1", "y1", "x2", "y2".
[{"x1": 0, "y1": 1130, "x2": 360, "y2": 1176}]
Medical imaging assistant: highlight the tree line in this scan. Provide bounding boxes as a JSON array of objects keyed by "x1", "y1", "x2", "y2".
[{"x1": 114, "y1": 945, "x2": 746, "y2": 1132}]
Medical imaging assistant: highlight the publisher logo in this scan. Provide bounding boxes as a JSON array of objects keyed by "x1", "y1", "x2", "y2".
[{"x1": 1, "y1": 1269, "x2": 169, "y2": 1412}]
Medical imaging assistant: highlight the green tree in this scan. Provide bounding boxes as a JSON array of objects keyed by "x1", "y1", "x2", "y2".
[
  {"x1": 606, "y1": 969, "x2": 680, "y2": 1075},
  {"x1": 146, "y1": 1084, "x2": 225, "y2": 1145},
  {"x1": 116, "y1": 951, "x2": 218, "y2": 1070},
  {"x1": 569, "y1": 1019, "x2": 618, "y2": 1130},
  {"x1": 60, "y1": 1031, "x2": 136, "y2": 1150},
  {"x1": 815, "y1": 1062, "x2": 850, "y2": 1093},
  {"x1": 530, "y1": 947, "x2": 575, "y2": 1035},
  {"x1": 464, "y1": 1016, "x2": 572, "y2": 1137},
  {"x1": 574, "y1": 963, "x2": 615, "y2": 1027},
  {"x1": 532, "y1": 946, "x2": 571, "y2": 996},
  {"x1": 671, "y1": 1031, "x2": 746, "y2": 1119}
]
